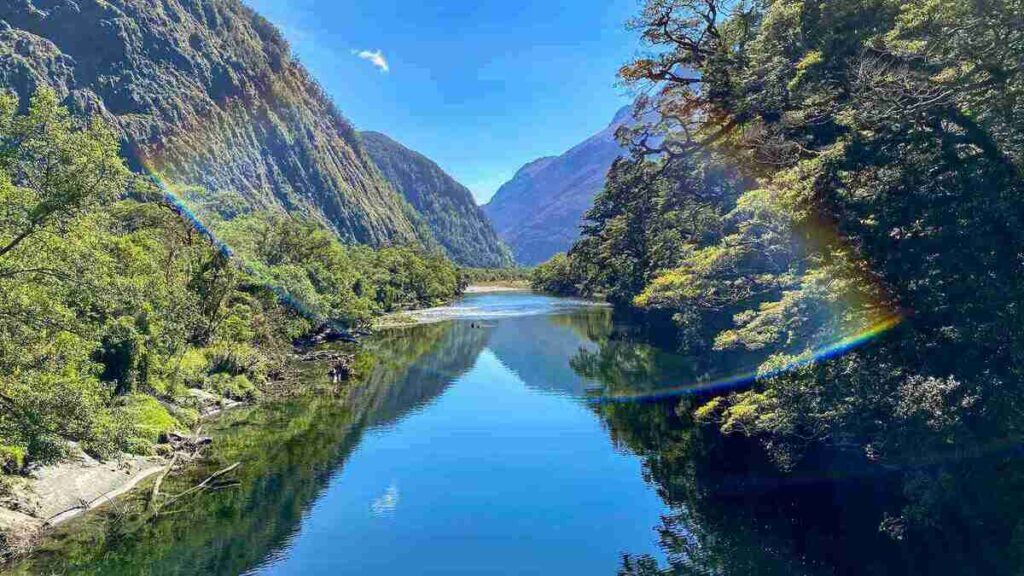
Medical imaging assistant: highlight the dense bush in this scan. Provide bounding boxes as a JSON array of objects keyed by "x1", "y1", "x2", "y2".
[
  {"x1": 547, "y1": 0, "x2": 1024, "y2": 548},
  {"x1": 530, "y1": 254, "x2": 586, "y2": 296},
  {"x1": 0, "y1": 90, "x2": 462, "y2": 472},
  {"x1": 459, "y1": 267, "x2": 530, "y2": 285},
  {"x1": 214, "y1": 211, "x2": 461, "y2": 322}
]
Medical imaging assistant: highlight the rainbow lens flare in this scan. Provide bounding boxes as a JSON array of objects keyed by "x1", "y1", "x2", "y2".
[
  {"x1": 139, "y1": 156, "x2": 325, "y2": 325},
  {"x1": 592, "y1": 313, "x2": 901, "y2": 403}
]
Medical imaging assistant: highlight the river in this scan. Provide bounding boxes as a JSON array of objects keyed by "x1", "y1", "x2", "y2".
[{"x1": 12, "y1": 291, "x2": 1021, "y2": 574}]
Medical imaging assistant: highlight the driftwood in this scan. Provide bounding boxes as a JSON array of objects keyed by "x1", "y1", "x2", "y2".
[
  {"x1": 292, "y1": 350, "x2": 355, "y2": 383},
  {"x1": 298, "y1": 350, "x2": 351, "y2": 362},
  {"x1": 160, "y1": 462, "x2": 241, "y2": 508},
  {"x1": 148, "y1": 453, "x2": 179, "y2": 509},
  {"x1": 149, "y1": 428, "x2": 219, "y2": 512},
  {"x1": 165, "y1": 431, "x2": 213, "y2": 451}
]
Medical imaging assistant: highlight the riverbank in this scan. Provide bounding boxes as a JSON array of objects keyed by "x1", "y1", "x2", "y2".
[
  {"x1": 3, "y1": 292, "x2": 582, "y2": 566},
  {"x1": 0, "y1": 348, "x2": 354, "y2": 563},
  {"x1": 9, "y1": 291, "x2": 657, "y2": 574},
  {"x1": 373, "y1": 284, "x2": 533, "y2": 329},
  {"x1": 463, "y1": 281, "x2": 531, "y2": 293},
  {"x1": 0, "y1": 447, "x2": 165, "y2": 558}
]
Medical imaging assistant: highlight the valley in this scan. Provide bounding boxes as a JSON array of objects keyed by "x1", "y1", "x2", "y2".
[{"x1": 2, "y1": 0, "x2": 1023, "y2": 574}]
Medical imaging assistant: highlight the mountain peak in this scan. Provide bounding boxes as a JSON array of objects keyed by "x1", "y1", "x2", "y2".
[
  {"x1": 483, "y1": 108, "x2": 628, "y2": 265},
  {"x1": 610, "y1": 105, "x2": 634, "y2": 127}
]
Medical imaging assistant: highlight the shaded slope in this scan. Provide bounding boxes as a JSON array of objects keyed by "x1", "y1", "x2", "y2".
[
  {"x1": 361, "y1": 131, "x2": 513, "y2": 267},
  {"x1": 0, "y1": 0, "x2": 428, "y2": 246},
  {"x1": 483, "y1": 106, "x2": 633, "y2": 265}
]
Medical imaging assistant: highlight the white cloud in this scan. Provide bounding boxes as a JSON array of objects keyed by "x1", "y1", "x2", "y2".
[
  {"x1": 370, "y1": 483, "x2": 399, "y2": 516},
  {"x1": 353, "y1": 49, "x2": 389, "y2": 73}
]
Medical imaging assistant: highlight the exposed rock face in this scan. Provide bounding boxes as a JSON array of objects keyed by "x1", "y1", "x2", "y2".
[
  {"x1": 0, "y1": 0, "x2": 430, "y2": 246},
  {"x1": 361, "y1": 131, "x2": 513, "y2": 268},
  {"x1": 483, "y1": 106, "x2": 633, "y2": 265}
]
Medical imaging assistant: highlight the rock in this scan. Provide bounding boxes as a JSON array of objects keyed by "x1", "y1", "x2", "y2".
[
  {"x1": 328, "y1": 360, "x2": 352, "y2": 383},
  {"x1": 294, "y1": 324, "x2": 359, "y2": 349},
  {"x1": 165, "y1": 431, "x2": 213, "y2": 450},
  {"x1": 15, "y1": 444, "x2": 162, "y2": 526},
  {"x1": 183, "y1": 388, "x2": 243, "y2": 417},
  {"x1": 0, "y1": 507, "x2": 43, "y2": 560}
]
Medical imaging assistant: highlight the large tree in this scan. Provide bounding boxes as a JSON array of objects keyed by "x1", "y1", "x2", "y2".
[{"x1": 555, "y1": 2, "x2": 1024, "y2": 529}]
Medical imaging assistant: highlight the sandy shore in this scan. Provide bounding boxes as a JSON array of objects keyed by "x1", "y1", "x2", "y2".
[
  {"x1": 462, "y1": 283, "x2": 531, "y2": 294},
  {"x1": 0, "y1": 447, "x2": 167, "y2": 557},
  {"x1": 0, "y1": 390, "x2": 250, "y2": 560}
]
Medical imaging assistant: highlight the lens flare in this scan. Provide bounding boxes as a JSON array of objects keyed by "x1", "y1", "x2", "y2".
[
  {"x1": 591, "y1": 177, "x2": 904, "y2": 403},
  {"x1": 592, "y1": 313, "x2": 901, "y2": 403},
  {"x1": 138, "y1": 155, "x2": 325, "y2": 325}
]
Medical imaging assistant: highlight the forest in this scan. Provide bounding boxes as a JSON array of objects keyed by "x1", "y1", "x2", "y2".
[
  {"x1": 533, "y1": 0, "x2": 1024, "y2": 545},
  {"x1": 0, "y1": 89, "x2": 461, "y2": 477},
  {"x1": 3, "y1": 0, "x2": 1024, "y2": 570}
]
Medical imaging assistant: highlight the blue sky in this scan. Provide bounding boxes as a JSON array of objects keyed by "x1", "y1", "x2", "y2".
[{"x1": 243, "y1": 0, "x2": 640, "y2": 204}]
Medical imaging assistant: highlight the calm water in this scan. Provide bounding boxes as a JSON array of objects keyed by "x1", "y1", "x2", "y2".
[
  {"x1": 251, "y1": 295, "x2": 666, "y2": 574},
  {"x1": 15, "y1": 293, "x2": 673, "y2": 574},
  {"x1": 16, "y1": 292, "x2": 1024, "y2": 574}
]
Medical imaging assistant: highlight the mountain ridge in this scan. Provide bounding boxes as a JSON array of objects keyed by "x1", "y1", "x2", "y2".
[
  {"x1": 483, "y1": 105, "x2": 633, "y2": 265},
  {"x1": 0, "y1": 0, "x2": 430, "y2": 247},
  {"x1": 360, "y1": 130, "x2": 513, "y2": 268}
]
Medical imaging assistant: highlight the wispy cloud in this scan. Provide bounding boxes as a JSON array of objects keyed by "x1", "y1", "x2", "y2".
[
  {"x1": 353, "y1": 49, "x2": 389, "y2": 73},
  {"x1": 370, "y1": 483, "x2": 399, "y2": 517}
]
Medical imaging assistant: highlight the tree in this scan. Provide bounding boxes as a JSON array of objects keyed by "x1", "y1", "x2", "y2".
[
  {"x1": 562, "y1": 0, "x2": 1024, "y2": 540},
  {"x1": 0, "y1": 89, "x2": 129, "y2": 264}
]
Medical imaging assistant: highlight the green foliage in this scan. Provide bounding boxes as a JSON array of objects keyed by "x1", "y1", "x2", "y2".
[
  {"x1": 0, "y1": 89, "x2": 133, "y2": 468},
  {"x1": 0, "y1": 88, "x2": 129, "y2": 262},
  {"x1": 458, "y1": 267, "x2": 531, "y2": 285},
  {"x1": 0, "y1": 90, "x2": 463, "y2": 472},
  {"x1": 216, "y1": 211, "x2": 460, "y2": 325},
  {"x1": 530, "y1": 253, "x2": 587, "y2": 296},
  {"x1": 0, "y1": 446, "x2": 25, "y2": 474},
  {"x1": 559, "y1": 0, "x2": 1024, "y2": 537},
  {"x1": 110, "y1": 395, "x2": 180, "y2": 454},
  {"x1": 206, "y1": 374, "x2": 259, "y2": 403}
]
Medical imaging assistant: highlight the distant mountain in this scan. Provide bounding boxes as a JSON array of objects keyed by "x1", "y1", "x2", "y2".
[
  {"x1": 483, "y1": 106, "x2": 633, "y2": 265},
  {"x1": 0, "y1": 0, "x2": 430, "y2": 247},
  {"x1": 361, "y1": 131, "x2": 513, "y2": 268}
]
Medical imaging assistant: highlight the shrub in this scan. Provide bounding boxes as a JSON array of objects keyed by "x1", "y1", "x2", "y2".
[{"x1": 110, "y1": 395, "x2": 180, "y2": 455}]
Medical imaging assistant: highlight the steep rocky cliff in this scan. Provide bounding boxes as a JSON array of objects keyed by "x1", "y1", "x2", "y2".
[
  {"x1": 0, "y1": 0, "x2": 429, "y2": 246},
  {"x1": 483, "y1": 106, "x2": 632, "y2": 265},
  {"x1": 361, "y1": 131, "x2": 512, "y2": 268}
]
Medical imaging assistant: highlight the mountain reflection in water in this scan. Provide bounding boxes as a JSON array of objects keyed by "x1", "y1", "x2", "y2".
[{"x1": 13, "y1": 293, "x2": 1024, "y2": 575}]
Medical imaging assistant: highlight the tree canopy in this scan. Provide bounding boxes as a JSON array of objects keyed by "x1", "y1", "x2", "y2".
[
  {"x1": 0, "y1": 91, "x2": 463, "y2": 474},
  {"x1": 535, "y1": 0, "x2": 1024, "y2": 538}
]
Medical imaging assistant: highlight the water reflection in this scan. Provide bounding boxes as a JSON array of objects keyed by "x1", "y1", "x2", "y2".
[
  {"x1": 14, "y1": 295, "x2": 664, "y2": 574},
  {"x1": 15, "y1": 320, "x2": 491, "y2": 575},
  {"x1": 253, "y1": 296, "x2": 668, "y2": 574},
  {"x1": 573, "y1": 312, "x2": 1024, "y2": 575},
  {"x1": 16, "y1": 292, "x2": 1016, "y2": 575},
  {"x1": 350, "y1": 320, "x2": 492, "y2": 428}
]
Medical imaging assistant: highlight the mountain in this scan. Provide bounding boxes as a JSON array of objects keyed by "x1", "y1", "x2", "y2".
[
  {"x1": 0, "y1": 0, "x2": 429, "y2": 247},
  {"x1": 360, "y1": 131, "x2": 513, "y2": 268},
  {"x1": 483, "y1": 106, "x2": 633, "y2": 265}
]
